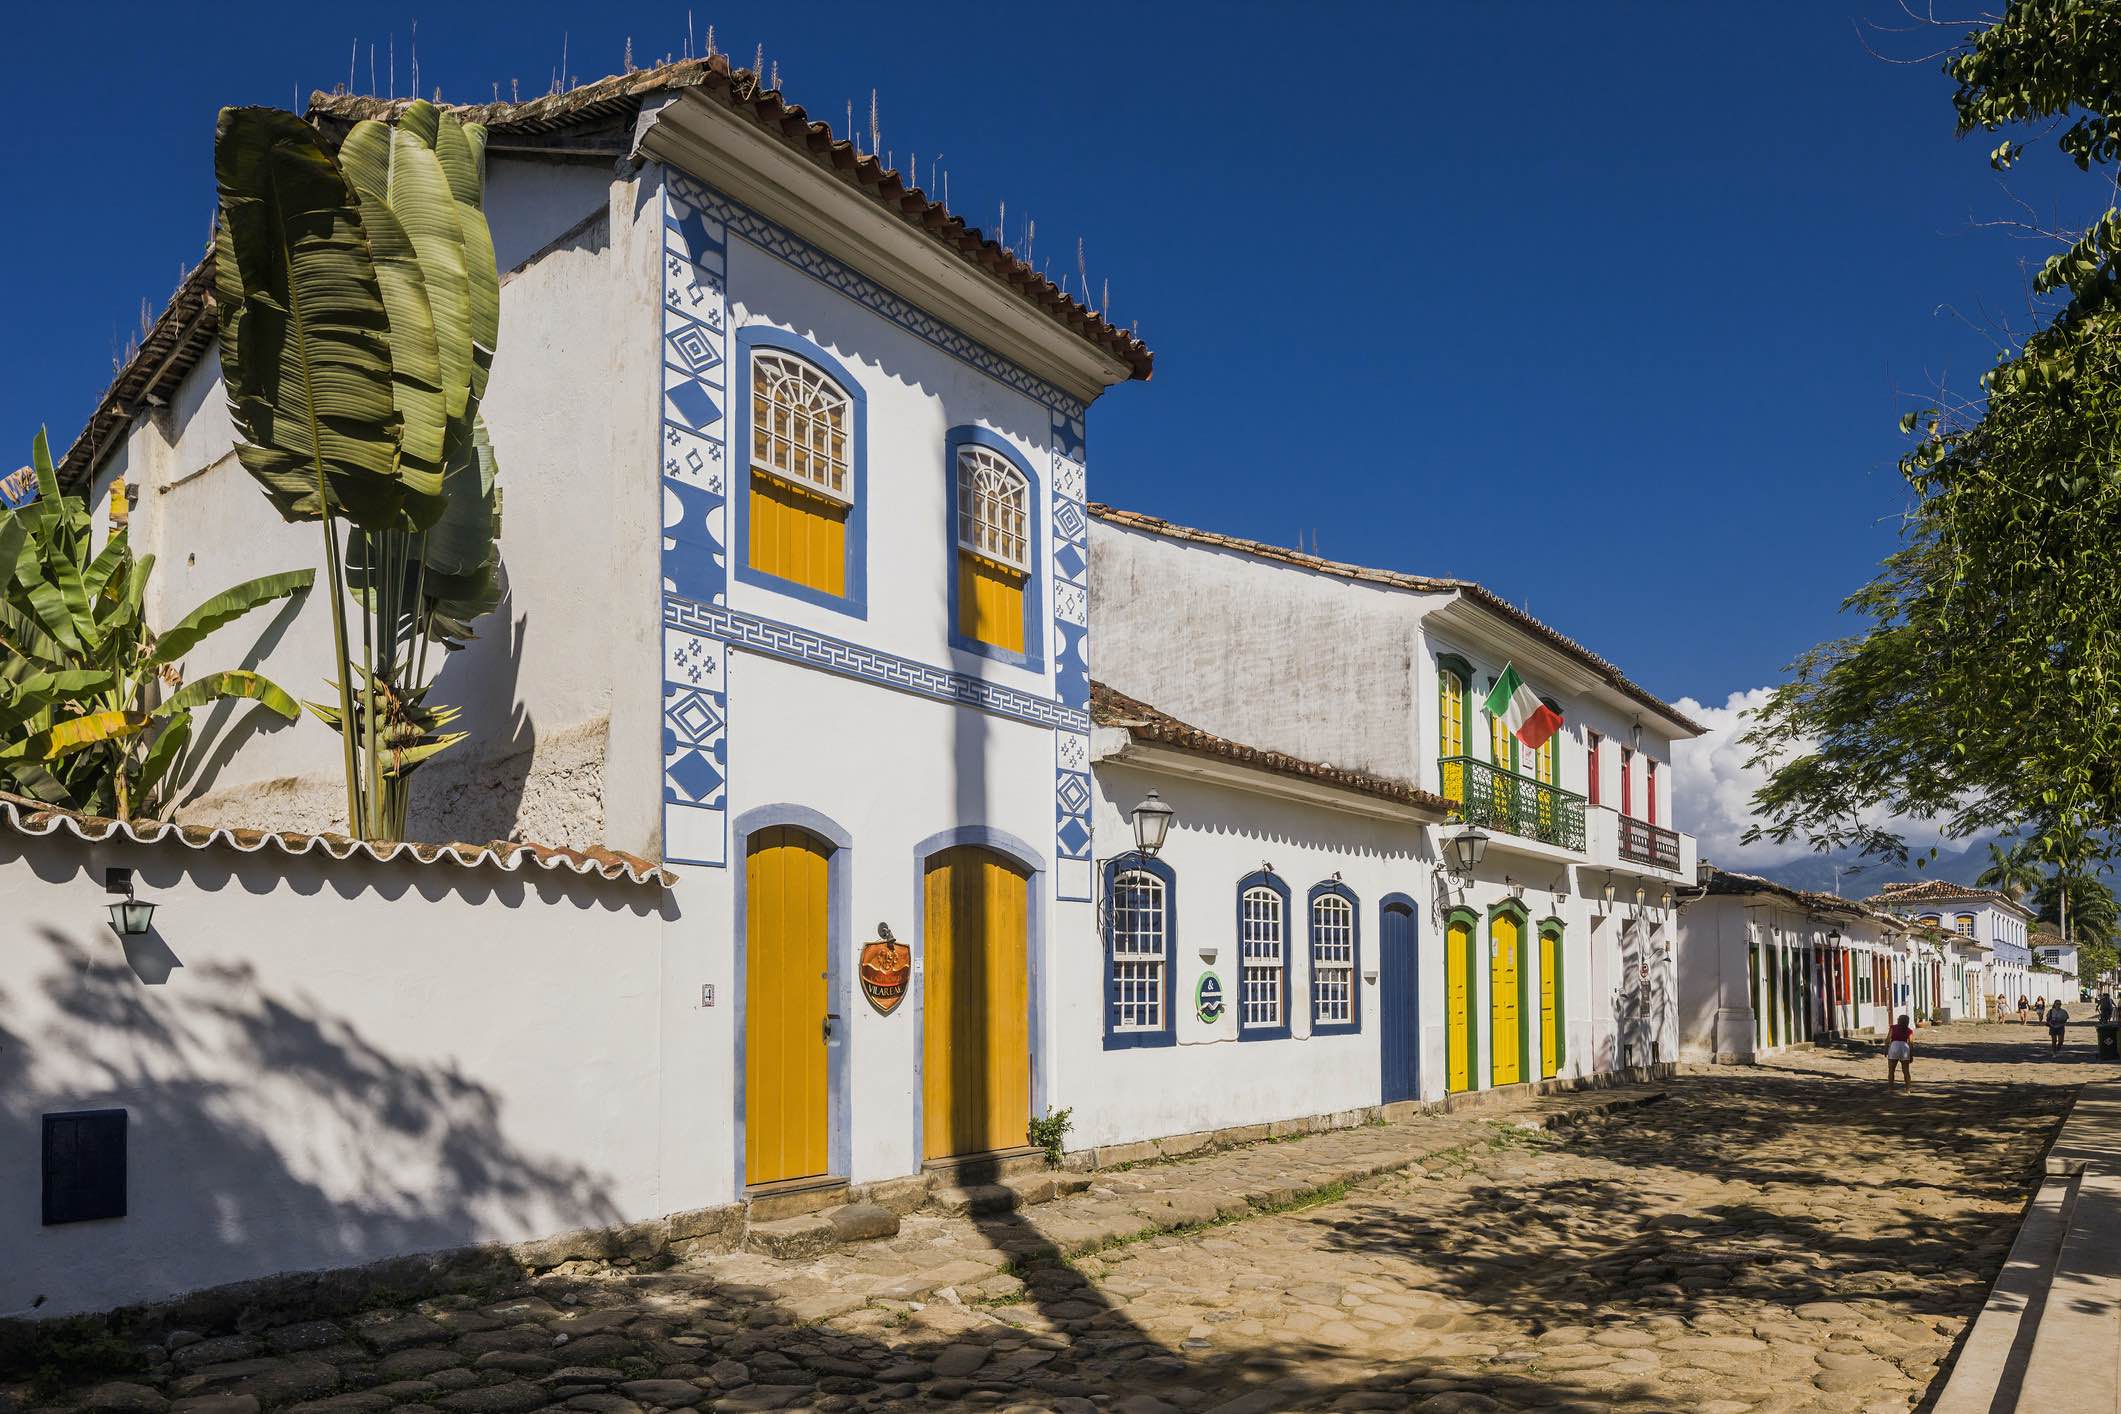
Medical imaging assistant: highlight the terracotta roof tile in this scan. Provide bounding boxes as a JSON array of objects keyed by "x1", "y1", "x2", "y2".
[
  {"x1": 1864, "y1": 880, "x2": 2023, "y2": 909},
  {"x1": 1088, "y1": 505, "x2": 1703, "y2": 736},
  {"x1": 1091, "y1": 680, "x2": 1453, "y2": 816},
  {"x1": 62, "y1": 55, "x2": 1150, "y2": 488},
  {"x1": 0, "y1": 791, "x2": 673, "y2": 887}
]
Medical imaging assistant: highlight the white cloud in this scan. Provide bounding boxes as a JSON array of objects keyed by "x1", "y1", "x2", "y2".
[{"x1": 1671, "y1": 688, "x2": 1961, "y2": 871}]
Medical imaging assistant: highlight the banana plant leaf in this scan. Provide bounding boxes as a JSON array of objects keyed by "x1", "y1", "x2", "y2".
[
  {"x1": 152, "y1": 569, "x2": 315, "y2": 664},
  {"x1": 153, "y1": 669, "x2": 301, "y2": 721},
  {"x1": 337, "y1": 118, "x2": 450, "y2": 492},
  {"x1": 0, "y1": 709, "x2": 148, "y2": 762},
  {"x1": 213, "y1": 107, "x2": 436, "y2": 531},
  {"x1": 433, "y1": 112, "x2": 499, "y2": 400},
  {"x1": 0, "y1": 598, "x2": 64, "y2": 664},
  {"x1": 134, "y1": 712, "x2": 192, "y2": 805}
]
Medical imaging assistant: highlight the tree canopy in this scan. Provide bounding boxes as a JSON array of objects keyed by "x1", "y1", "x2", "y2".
[{"x1": 1746, "y1": 2, "x2": 2121, "y2": 872}]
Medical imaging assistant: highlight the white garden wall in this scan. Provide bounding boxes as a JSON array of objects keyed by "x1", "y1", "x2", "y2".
[{"x1": 0, "y1": 827, "x2": 678, "y2": 1320}]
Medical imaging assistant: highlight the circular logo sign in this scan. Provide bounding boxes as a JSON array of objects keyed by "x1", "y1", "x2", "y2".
[{"x1": 1196, "y1": 972, "x2": 1226, "y2": 1024}]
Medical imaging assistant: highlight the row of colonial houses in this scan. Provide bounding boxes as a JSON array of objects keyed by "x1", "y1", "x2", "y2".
[
  {"x1": 0, "y1": 53, "x2": 2038, "y2": 1323},
  {"x1": 1675, "y1": 870, "x2": 2079, "y2": 1063}
]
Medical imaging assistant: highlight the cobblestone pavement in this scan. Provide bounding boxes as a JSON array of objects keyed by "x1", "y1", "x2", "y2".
[{"x1": 28, "y1": 1017, "x2": 2104, "y2": 1414}]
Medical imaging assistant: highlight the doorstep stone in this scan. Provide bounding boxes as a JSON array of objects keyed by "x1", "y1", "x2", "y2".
[
  {"x1": 743, "y1": 1214, "x2": 836, "y2": 1260},
  {"x1": 928, "y1": 1184, "x2": 1020, "y2": 1217},
  {"x1": 823, "y1": 1202, "x2": 899, "y2": 1243}
]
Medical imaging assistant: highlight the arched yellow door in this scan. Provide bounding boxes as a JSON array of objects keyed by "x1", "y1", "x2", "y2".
[
  {"x1": 1446, "y1": 916, "x2": 1473, "y2": 1092},
  {"x1": 745, "y1": 828, "x2": 831, "y2": 1187},
  {"x1": 923, "y1": 846, "x2": 1031, "y2": 1161},
  {"x1": 1492, "y1": 912, "x2": 1523, "y2": 1086},
  {"x1": 1539, "y1": 925, "x2": 1562, "y2": 1080}
]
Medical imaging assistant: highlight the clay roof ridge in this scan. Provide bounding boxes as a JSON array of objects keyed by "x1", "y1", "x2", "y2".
[{"x1": 1087, "y1": 505, "x2": 1703, "y2": 736}]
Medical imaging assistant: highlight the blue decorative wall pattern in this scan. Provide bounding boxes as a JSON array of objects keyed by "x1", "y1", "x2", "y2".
[
  {"x1": 660, "y1": 178, "x2": 732, "y2": 868},
  {"x1": 657, "y1": 165, "x2": 1097, "y2": 878}
]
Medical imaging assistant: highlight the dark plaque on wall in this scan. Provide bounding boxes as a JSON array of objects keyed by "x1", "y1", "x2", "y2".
[{"x1": 43, "y1": 1109, "x2": 126, "y2": 1225}]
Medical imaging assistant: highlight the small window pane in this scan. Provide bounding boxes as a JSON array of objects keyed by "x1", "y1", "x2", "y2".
[
  {"x1": 751, "y1": 351, "x2": 853, "y2": 504},
  {"x1": 957, "y1": 447, "x2": 1030, "y2": 571},
  {"x1": 1312, "y1": 894, "x2": 1354, "y2": 1026},
  {"x1": 1241, "y1": 886, "x2": 1284, "y2": 1029},
  {"x1": 1111, "y1": 871, "x2": 1166, "y2": 1033}
]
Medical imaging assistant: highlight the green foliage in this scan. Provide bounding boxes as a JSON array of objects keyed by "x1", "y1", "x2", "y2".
[
  {"x1": 1746, "y1": 3, "x2": 2121, "y2": 868},
  {"x1": 1976, "y1": 839, "x2": 2045, "y2": 900},
  {"x1": 0, "y1": 429, "x2": 312, "y2": 819},
  {"x1": 1026, "y1": 1106, "x2": 1074, "y2": 1166},
  {"x1": 2033, "y1": 867, "x2": 2120, "y2": 948},
  {"x1": 215, "y1": 101, "x2": 503, "y2": 842}
]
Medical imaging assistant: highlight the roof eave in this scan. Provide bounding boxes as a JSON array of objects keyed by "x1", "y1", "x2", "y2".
[
  {"x1": 1091, "y1": 731, "x2": 1452, "y2": 825},
  {"x1": 638, "y1": 89, "x2": 1137, "y2": 406}
]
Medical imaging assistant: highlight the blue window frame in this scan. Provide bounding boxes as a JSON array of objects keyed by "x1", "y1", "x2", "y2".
[
  {"x1": 1236, "y1": 870, "x2": 1292, "y2": 1041},
  {"x1": 945, "y1": 426, "x2": 1045, "y2": 672},
  {"x1": 1308, "y1": 880, "x2": 1361, "y2": 1037},
  {"x1": 732, "y1": 326, "x2": 869, "y2": 619},
  {"x1": 1103, "y1": 854, "x2": 1177, "y2": 1049}
]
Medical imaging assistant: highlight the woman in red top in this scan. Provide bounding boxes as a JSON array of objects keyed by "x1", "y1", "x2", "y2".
[{"x1": 1886, "y1": 1014, "x2": 1915, "y2": 1090}]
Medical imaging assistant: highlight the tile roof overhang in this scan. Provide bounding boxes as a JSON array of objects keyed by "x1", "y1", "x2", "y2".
[
  {"x1": 1090, "y1": 680, "x2": 1454, "y2": 820},
  {"x1": 62, "y1": 54, "x2": 1150, "y2": 489},
  {"x1": 1694, "y1": 862, "x2": 1932, "y2": 936},
  {"x1": 1864, "y1": 879, "x2": 2035, "y2": 920},
  {"x1": 1089, "y1": 505, "x2": 1704, "y2": 739},
  {"x1": 0, "y1": 791, "x2": 673, "y2": 888}
]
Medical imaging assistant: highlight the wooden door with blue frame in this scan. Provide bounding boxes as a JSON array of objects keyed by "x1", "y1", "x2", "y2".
[{"x1": 1379, "y1": 899, "x2": 1419, "y2": 1103}]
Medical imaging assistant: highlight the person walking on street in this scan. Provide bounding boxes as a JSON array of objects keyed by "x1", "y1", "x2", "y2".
[
  {"x1": 2020, "y1": 994, "x2": 2032, "y2": 1024},
  {"x1": 1886, "y1": 1014, "x2": 1915, "y2": 1090},
  {"x1": 2047, "y1": 999, "x2": 2069, "y2": 1053},
  {"x1": 2100, "y1": 992, "x2": 2114, "y2": 1027}
]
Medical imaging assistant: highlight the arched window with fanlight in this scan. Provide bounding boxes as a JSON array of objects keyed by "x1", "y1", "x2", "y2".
[
  {"x1": 1309, "y1": 881, "x2": 1361, "y2": 1037},
  {"x1": 736, "y1": 331, "x2": 867, "y2": 613},
  {"x1": 1237, "y1": 870, "x2": 1292, "y2": 1041},
  {"x1": 1103, "y1": 854, "x2": 1176, "y2": 1049},
  {"x1": 946, "y1": 428, "x2": 1044, "y2": 668}
]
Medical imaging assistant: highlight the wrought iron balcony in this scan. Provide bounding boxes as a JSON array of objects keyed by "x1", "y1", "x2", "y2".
[
  {"x1": 1439, "y1": 755, "x2": 1586, "y2": 853},
  {"x1": 1617, "y1": 815, "x2": 1682, "y2": 871}
]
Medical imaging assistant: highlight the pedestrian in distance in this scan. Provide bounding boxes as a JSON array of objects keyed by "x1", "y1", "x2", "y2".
[
  {"x1": 2100, "y1": 992, "x2": 2114, "y2": 1026},
  {"x1": 1886, "y1": 1014, "x2": 1915, "y2": 1090},
  {"x1": 2019, "y1": 994, "x2": 2032, "y2": 1024},
  {"x1": 2047, "y1": 998, "x2": 2069, "y2": 1053}
]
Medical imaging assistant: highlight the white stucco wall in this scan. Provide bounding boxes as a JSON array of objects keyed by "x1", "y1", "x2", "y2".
[
  {"x1": 1067, "y1": 761, "x2": 1431, "y2": 1148},
  {"x1": 0, "y1": 830, "x2": 679, "y2": 1320},
  {"x1": 1088, "y1": 524, "x2": 1427, "y2": 782},
  {"x1": 96, "y1": 154, "x2": 662, "y2": 854}
]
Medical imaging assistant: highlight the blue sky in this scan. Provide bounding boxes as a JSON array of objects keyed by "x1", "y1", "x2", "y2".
[{"x1": 0, "y1": 1, "x2": 2089, "y2": 716}]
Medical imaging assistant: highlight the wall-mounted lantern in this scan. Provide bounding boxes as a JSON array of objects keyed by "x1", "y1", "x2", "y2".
[
  {"x1": 1601, "y1": 876, "x2": 1616, "y2": 907},
  {"x1": 104, "y1": 868, "x2": 156, "y2": 937},
  {"x1": 1448, "y1": 825, "x2": 1489, "y2": 875},
  {"x1": 1634, "y1": 883, "x2": 1647, "y2": 908},
  {"x1": 1130, "y1": 791, "x2": 1175, "y2": 857}
]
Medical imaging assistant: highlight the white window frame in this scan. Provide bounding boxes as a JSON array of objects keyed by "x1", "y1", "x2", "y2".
[
  {"x1": 1240, "y1": 885, "x2": 1285, "y2": 1031},
  {"x1": 1311, "y1": 893, "x2": 1356, "y2": 1027},
  {"x1": 1109, "y1": 869, "x2": 1168, "y2": 1034},
  {"x1": 751, "y1": 350, "x2": 853, "y2": 504},
  {"x1": 955, "y1": 446, "x2": 1030, "y2": 572}
]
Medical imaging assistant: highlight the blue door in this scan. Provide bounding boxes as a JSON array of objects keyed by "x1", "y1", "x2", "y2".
[{"x1": 1379, "y1": 900, "x2": 1419, "y2": 1103}]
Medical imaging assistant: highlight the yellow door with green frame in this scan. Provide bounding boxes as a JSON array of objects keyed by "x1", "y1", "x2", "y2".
[
  {"x1": 1446, "y1": 914, "x2": 1475, "y2": 1091},
  {"x1": 744, "y1": 828, "x2": 831, "y2": 1188},
  {"x1": 1491, "y1": 910, "x2": 1524, "y2": 1086},
  {"x1": 923, "y1": 846, "x2": 1032, "y2": 1161},
  {"x1": 1538, "y1": 923, "x2": 1563, "y2": 1080}
]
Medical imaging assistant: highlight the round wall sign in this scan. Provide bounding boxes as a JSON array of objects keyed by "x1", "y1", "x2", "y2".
[{"x1": 1196, "y1": 972, "x2": 1226, "y2": 1024}]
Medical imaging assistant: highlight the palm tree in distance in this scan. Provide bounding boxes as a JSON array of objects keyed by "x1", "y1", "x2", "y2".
[{"x1": 1976, "y1": 838, "x2": 2043, "y2": 901}]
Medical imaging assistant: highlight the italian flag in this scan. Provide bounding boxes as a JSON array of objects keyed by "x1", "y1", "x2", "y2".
[{"x1": 1485, "y1": 663, "x2": 1564, "y2": 750}]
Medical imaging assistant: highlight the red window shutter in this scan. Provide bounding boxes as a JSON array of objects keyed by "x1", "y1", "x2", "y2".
[
  {"x1": 1587, "y1": 733, "x2": 1601, "y2": 807},
  {"x1": 1647, "y1": 760, "x2": 1658, "y2": 826},
  {"x1": 1621, "y1": 749, "x2": 1633, "y2": 819}
]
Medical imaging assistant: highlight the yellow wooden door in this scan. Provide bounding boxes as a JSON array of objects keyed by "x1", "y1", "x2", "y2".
[
  {"x1": 1539, "y1": 927, "x2": 1560, "y2": 1080},
  {"x1": 1446, "y1": 918, "x2": 1472, "y2": 1092},
  {"x1": 745, "y1": 828, "x2": 830, "y2": 1187},
  {"x1": 1492, "y1": 913, "x2": 1523, "y2": 1086},
  {"x1": 923, "y1": 847, "x2": 1031, "y2": 1160}
]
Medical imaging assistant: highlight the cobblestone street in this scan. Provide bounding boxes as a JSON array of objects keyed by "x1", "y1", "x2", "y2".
[{"x1": 28, "y1": 1019, "x2": 2102, "y2": 1414}]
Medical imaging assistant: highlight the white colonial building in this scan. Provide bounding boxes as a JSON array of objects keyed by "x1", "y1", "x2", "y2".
[
  {"x1": 1088, "y1": 507, "x2": 1702, "y2": 1101},
  {"x1": 1868, "y1": 882, "x2": 2033, "y2": 1019}
]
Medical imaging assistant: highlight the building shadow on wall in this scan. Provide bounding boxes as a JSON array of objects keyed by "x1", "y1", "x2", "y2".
[{"x1": 0, "y1": 926, "x2": 623, "y2": 1325}]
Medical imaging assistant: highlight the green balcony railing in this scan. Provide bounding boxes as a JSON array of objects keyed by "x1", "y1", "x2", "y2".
[{"x1": 1440, "y1": 755, "x2": 1587, "y2": 852}]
